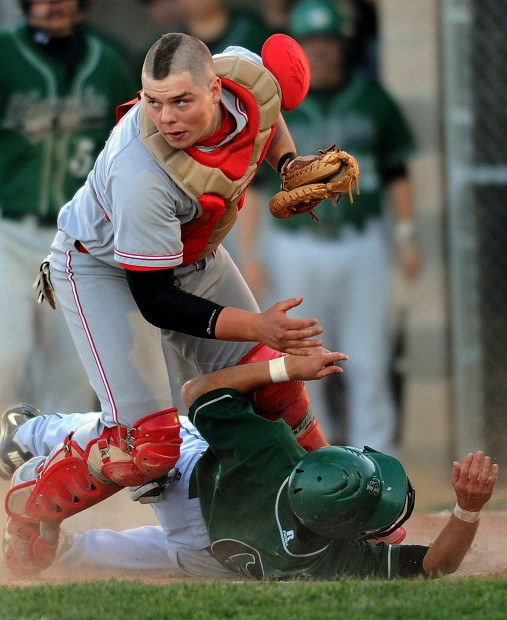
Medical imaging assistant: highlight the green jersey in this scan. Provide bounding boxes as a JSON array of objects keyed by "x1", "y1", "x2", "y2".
[
  {"x1": 0, "y1": 25, "x2": 136, "y2": 220},
  {"x1": 267, "y1": 75, "x2": 416, "y2": 238},
  {"x1": 189, "y1": 388, "x2": 404, "y2": 580}
]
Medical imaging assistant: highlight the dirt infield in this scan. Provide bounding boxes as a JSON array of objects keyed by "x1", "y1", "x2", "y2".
[{"x1": 0, "y1": 479, "x2": 506, "y2": 584}]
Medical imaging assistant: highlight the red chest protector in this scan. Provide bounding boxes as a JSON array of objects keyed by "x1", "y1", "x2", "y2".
[
  {"x1": 116, "y1": 81, "x2": 277, "y2": 264},
  {"x1": 179, "y1": 77, "x2": 275, "y2": 264}
]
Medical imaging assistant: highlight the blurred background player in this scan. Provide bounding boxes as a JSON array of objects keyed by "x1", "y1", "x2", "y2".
[
  {"x1": 138, "y1": 0, "x2": 274, "y2": 63},
  {"x1": 261, "y1": 0, "x2": 379, "y2": 77},
  {"x1": 236, "y1": 0, "x2": 421, "y2": 453},
  {"x1": 0, "y1": 0, "x2": 137, "y2": 414}
]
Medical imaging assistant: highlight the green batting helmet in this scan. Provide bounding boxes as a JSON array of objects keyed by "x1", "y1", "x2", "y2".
[
  {"x1": 288, "y1": 0, "x2": 344, "y2": 40},
  {"x1": 287, "y1": 446, "x2": 415, "y2": 540}
]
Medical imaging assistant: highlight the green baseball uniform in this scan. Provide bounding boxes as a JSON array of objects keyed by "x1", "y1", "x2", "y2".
[
  {"x1": 0, "y1": 24, "x2": 136, "y2": 220},
  {"x1": 269, "y1": 75, "x2": 416, "y2": 234},
  {"x1": 31, "y1": 393, "x2": 428, "y2": 579},
  {"x1": 189, "y1": 387, "x2": 426, "y2": 580},
  {"x1": 0, "y1": 23, "x2": 136, "y2": 414}
]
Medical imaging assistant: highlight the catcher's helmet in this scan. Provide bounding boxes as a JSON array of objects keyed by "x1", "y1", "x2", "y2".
[
  {"x1": 287, "y1": 446, "x2": 415, "y2": 540},
  {"x1": 288, "y1": 0, "x2": 344, "y2": 40}
]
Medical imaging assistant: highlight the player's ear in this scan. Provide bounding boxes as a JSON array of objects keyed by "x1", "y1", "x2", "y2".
[{"x1": 211, "y1": 76, "x2": 222, "y2": 104}]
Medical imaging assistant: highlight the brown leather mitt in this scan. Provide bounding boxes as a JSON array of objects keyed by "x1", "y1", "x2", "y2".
[{"x1": 269, "y1": 145, "x2": 360, "y2": 220}]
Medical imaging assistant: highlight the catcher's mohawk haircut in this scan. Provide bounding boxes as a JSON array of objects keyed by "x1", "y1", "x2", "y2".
[{"x1": 143, "y1": 33, "x2": 214, "y2": 85}]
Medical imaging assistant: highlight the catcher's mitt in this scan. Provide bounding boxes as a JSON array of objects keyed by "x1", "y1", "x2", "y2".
[{"x1": 269, "y1": 145, "x2": 360, "y2": 220}]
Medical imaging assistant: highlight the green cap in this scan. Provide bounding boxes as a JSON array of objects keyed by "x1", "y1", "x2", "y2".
[{"x1": 288, "y1": 0, "x2": 344, "y2": 40}]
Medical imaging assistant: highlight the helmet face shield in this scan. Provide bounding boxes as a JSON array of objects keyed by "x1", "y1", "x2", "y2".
[
  {"x1": 287, "y1": 446, "x2": 414, "y2": 540},
  {"x1": 356, "y1": 476, "x2": 415, "y2": 541},
  {"x1": 354, "y1": 446, "x2": 415, "y2": 539}
]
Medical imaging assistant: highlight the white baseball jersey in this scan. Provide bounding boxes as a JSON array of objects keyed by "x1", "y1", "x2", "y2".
[{"x1": 43, "y1": 46, "x2": 271, "y2": 433}]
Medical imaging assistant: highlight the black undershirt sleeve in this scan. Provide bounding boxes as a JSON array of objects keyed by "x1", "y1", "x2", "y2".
[
  {"x1": 398, "y1": 545, "x2": 430, "y2": 578},
  {"x1": 125, "y1": 268, "x2": 224, "y2": 339}
]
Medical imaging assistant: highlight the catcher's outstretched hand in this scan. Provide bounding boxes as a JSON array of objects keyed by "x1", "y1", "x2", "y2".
[
  {"x1": 254, "y1": 296, "x2": 323, "y2": 355},
  {"x1": 269, "y1": 145, "x2": 360, "y2": 220},
  {"x1": 452, "y1": 451, "x2": 498, "y2": 513}
]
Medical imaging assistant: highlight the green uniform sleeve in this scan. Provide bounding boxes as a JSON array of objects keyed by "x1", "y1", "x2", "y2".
[{"x1": 188, "y1": 387, "x2": 296, "y2": 459}]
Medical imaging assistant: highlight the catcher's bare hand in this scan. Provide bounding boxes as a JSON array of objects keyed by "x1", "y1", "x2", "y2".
[
  {"x1": 285, "y1": 347, "x2": 348, "y2": 381},
  {"x1": 254, "y1": 296, "x2": 323, "y2": 355},
  {"x1": 452, "y1": 451, "x2": 498, "y2": 513}
]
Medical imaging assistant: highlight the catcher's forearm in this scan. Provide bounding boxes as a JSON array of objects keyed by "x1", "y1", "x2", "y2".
[
  {"x1": 213, "y1": 306, "x2": 258, "y2": 342},
  {"x1": 265, "y1": 114, "x2": 296, "y2": 171}
]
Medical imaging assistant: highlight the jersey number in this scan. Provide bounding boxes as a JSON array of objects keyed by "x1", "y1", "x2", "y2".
[{"x1": 68, "y1": 138, "x2": 95, "y2": 178}]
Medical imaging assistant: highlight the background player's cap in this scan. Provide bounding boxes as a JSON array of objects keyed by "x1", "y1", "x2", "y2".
[{"x1": 288, "y1": 0, "x2": 344, "y2": 40}]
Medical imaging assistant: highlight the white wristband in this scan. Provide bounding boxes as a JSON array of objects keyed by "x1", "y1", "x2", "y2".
[
  {"x1": 269, "y1": 356, "x2": 290, "y2": 383},
  {"x1": 394, "y1": 220, "x2": 416, "y2": 244},
  {"x1": 453, "y1": 503, "x2": 481, "y2": 523}
]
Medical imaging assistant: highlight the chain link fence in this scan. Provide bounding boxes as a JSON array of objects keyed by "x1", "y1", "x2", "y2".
[{"x1": 442, "y1": 0, "x2": 507, "y2": 468}]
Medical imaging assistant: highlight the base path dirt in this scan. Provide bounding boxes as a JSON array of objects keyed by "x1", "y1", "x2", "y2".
[{"x1": 0, "y1": 478, "x2": 505, "y2": 584}]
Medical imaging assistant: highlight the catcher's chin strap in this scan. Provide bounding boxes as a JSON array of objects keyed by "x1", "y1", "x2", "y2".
[
  {"x1": 4, "y1": 409, "x2": 182, "y2": 575},
  {"x1": 238, "y1": 345, "x2": 329, "y2": 451}
]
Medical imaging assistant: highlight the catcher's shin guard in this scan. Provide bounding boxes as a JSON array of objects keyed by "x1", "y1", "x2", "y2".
[
  {"x1": 86, "y1": 408, "x2": 182, "y2": 487},
  {"x1": 5, "y1": 408, "x2": 182, "y2": 523},
  {"x1": 3, "y1": 408, "x2": 181, "y2": 576},
  {"x1": 238, "y1": 345, "x2": 329, "y2": 451},
  {"x1": 3, "y1": 438, "x2": 119, "y2": 576}
]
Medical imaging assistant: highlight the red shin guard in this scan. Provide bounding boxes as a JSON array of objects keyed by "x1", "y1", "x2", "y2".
[
  {"x1": 88, "y1": 408, "x2": 182, "y2": 486},
  {"x1": 3, "y1": 409, "x2": 182, "y2": 575},
  {"x1": 3, "y1": 517, "x2": 60, "y2": 577},
  {"x1": 238, "y1": 345, "x2": 329, "y2": 451}
]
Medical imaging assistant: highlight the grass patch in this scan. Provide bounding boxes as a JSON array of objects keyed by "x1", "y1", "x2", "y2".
[{"x1": 1, "y1": 577, "x2": 506, "y2": 620}]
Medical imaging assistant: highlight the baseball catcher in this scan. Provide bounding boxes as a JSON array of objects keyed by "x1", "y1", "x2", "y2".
[{"x1": 269, "y1": 144, "x2": 360, "y2": 220}]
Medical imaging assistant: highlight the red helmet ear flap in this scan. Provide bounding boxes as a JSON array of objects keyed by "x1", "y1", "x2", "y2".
[{"x1": 261, "y1": 34, "x2": 310, "y2": 111}]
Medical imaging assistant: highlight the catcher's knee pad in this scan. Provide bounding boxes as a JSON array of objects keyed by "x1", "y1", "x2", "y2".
[
  {"x1": 86, "y1": 408, "x2": 182, "y2": 487},
  {"x1": 238, "y1": 345, "x2": 329, "y2": 451}
]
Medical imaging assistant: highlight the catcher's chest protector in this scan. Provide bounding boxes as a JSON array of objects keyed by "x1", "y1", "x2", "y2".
[{"x1": 139, "y1": 55, "x2": 282, "y2": 264}]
